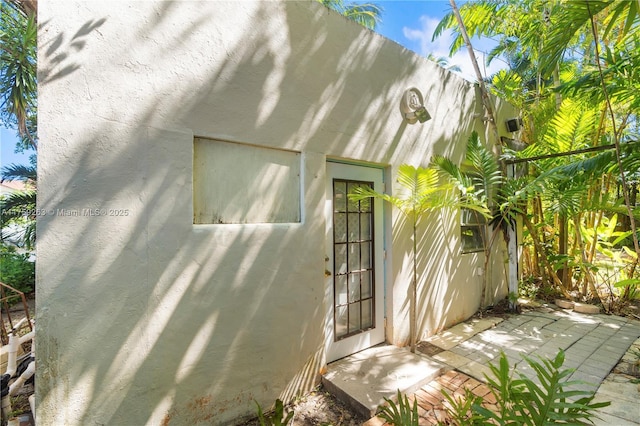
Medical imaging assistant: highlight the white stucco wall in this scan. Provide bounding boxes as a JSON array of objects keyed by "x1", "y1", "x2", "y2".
[{"x1": 37, "y1": 1, "x2": 517, "y2": 424}]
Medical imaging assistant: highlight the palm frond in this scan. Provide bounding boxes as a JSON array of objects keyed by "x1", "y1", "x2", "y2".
[
  {"x1": 0, "y1": 189, "x2": 36, "y2": 218},
  {"x1": 536, "y1": 150, "x2": 615, "y2": 186},
  {"x1": 342, "y1": 3, "x2": 382, "y2": 30},
  {"x1": 540, "y1": 0, "x2": 613, "y2": 77},
  {"x1": 464, "y1": 131, "x2": 502, "y2": 202},
  {"x1": 0, "y1": 3, "x2": 37, "y2": 139},
  {"x1": 316, "y1": 0, "x2": 382, "y2": 30},
  {"x1": 544, "y1": 99, "x2": 597, "y2": 154},
  {"x1": 1, "y1": 163, "x2": 36, "y2": 183},
  {"x1": 431, "y1": 155, "x2": 471, "y2": 193},
  {"x1": 432, "y1": 0, "x2": 502, "y2": 56}
]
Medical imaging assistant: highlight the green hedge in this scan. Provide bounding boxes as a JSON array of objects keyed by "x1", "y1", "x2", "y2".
[{"x1": 0, "y1": 244, "x2": 35, "y2": 294}]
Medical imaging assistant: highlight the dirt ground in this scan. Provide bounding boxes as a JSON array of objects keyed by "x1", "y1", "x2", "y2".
[{"x1": 244, "y1": 388, "x2": 369, "y2": 426}]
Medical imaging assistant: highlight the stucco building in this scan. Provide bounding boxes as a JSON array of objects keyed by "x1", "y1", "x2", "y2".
[{"x1": 36, "y1": 1, "x2": 517, "y2": 424}]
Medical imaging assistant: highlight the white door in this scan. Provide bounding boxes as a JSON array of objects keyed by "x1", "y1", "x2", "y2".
[{"x1": 325, "y1": 162, "x2": 385, "y2": 362}]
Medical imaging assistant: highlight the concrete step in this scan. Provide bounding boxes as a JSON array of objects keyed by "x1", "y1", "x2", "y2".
[{"x1": 321, "y1": 344, "x2": 448, "y2": 418}]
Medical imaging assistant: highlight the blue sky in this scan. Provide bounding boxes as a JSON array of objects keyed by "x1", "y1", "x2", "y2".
[
  {"x1": 0, "y1": 1, "x2": 504, "y2": 170},
  {"x1": 374, "y1": 0, "x2": 504, "y2": 79},
  {"x1": 1, "y1": 127, "x2": 30, "y2": 168}
]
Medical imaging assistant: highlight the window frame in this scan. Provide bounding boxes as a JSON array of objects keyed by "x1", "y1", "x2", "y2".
[{"x1": 460, "y1": 208, "x2": 487, "y2": 254}]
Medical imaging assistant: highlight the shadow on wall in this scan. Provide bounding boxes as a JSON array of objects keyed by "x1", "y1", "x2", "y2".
[
  {"x1": 36, "y1": 1, "x2": 479, "y2": 424},
  {"x1": 387, "y1": 206, "x2": 469, "y2": 347},
  {"x1": 416, "y1": 209, "x2": 472, "y2": 338},
  {"x1": 39, "y1": 16, "x2": 107, "y2": 84}
]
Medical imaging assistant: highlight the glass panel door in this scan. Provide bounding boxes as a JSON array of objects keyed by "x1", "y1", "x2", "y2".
[
  {"x1": 333, "y1": 180, "x2": 375, "y2": 340},
  {"x1": 325, "y1": 162, "x2": 385, "y2": 362}
]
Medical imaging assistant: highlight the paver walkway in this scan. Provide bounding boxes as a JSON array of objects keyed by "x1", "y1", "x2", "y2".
[{"x1": 364, "y1": 306, "x2": 640, "y2": 425}]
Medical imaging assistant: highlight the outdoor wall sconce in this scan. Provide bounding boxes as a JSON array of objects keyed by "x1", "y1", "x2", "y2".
[
  {"x1": 505, "y1": 117, "x2": 523, "y2": 132},
  {"x1": 400, "y1": 87, "x2": 431, "y2": 124}
]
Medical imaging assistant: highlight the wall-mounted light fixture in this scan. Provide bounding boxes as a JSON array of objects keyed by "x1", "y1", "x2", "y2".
[
  {"x1": 505, "y1": 117, "x2": 523, "y2": 132},
  {"x1": 400, "y1": 87, "x2": 431, "y2": 124}
]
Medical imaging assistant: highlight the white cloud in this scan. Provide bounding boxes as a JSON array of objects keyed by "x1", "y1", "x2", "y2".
[{"x1": 402, "y1": 15, "x2": 507, "y2": 82}]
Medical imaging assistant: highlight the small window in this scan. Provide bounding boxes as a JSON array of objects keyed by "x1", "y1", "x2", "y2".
[
  {"x1": 193, "y1": 138, "x2": 301, "y2": 224},
  {"x1": 461, "y1": 209, "x2": 486, "y2": 253}
]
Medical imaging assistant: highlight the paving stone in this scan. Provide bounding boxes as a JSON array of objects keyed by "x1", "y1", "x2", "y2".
[
  {"x1": 593, "y1": 392, "x2": 640, "y2": 422},
  {"x1": 582, "y1": 357, "x2": 615, "y2": 371},
  {"x1": 449, "y1": 345, "x2": 473, "y2": 356},
  {"x1": 457, "y1": 360, "x2": 492, "y2": 383},
  {"x1": 568, "y1": 371, "x2": 601, "y2": 390},
  {"x1": 363, "y1": 309, "x2": 640, "y2": 425},
  {"x1": 524, "y1": 311, "x2": 560, "y2": 321},
  {"x1": 565, "y1": 346, "x2": 597, "y2": 361},
  {"x1": 467, "y1": 351, "x2": 494, "y2": 364},
  {"x1": 592, "y1": 412, "x2": 640, "y2": 426},
  {"x1": 555, "y1": 299, "x2": 575, "y2": 309},
  {"x1": 432, "y1": 351, "x2": 471, "y2": 369},
  {"x1": 596, "y1": 379, "x2": 640, "y2": 403},
  {"x1": 574, "y1": 303, "x2": 600, "y2": 314},
  {"x1": 425, "y1": 331, "x2": 466, "y2": 350}
]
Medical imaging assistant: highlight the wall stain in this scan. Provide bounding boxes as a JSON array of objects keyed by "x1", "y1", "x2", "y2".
[{"x1": 160, "y1": 391, "x2": 255, "y2": 425}]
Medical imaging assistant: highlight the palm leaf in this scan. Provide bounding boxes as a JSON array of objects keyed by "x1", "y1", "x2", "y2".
[
  {"x1": 540, "y1": 0, "x2": 613, "y2": 77},
  {"x1": 0, "y1": 190, "x2": 36, "y2": 215},
  {"x1": 544, "y1": 99, "x2": 596, "y2": 153},
  {"x1": 431, "y1": 155, "x2": 471, "y2": 193},
  {"x1": 341, "y1": 3, "x2": 382, "y2": 30},
  {"x1": 463, "y1": 131, "x2": 502, "y2": 202},
  {"x1": 1, "y1": 163, "x2": 36, "y2": 183},
  {"x1": 316, "y1": 0, "x2": 382, "y2": 30},
  {"x1": 432, "y1": 0, "x2": 502, "y2": 56},
  {"x1": 0, "y1": 4, "x2": 37, "y2": 140},
  {"x1": 0, "y1": 188, "x2": 36, "y2": 249}
]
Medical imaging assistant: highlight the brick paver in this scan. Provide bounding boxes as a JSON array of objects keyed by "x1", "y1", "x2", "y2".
[{"x1": 366, "y1": 371, "x2": 499, "y2": 425}]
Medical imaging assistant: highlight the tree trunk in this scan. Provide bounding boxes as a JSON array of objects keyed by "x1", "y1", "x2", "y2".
[
  {"x1": 410, "y1": 215, "x2": 417, "y2": 353},
  {"x1": 558, "y1": 213, "x2": 570, "y2": 289},
  {"x1": 523, "y1": 215, "x2": 571, "y2": 298}
]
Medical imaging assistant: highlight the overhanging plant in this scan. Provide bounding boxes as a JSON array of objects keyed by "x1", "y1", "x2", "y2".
[{"x1": 349, "y1": 163, "x2": 488, "y2": 352}]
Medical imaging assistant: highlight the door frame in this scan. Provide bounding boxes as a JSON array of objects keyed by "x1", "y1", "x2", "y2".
[{"x1": 324, "y1": 161, "x2": 386, "y2": 363}]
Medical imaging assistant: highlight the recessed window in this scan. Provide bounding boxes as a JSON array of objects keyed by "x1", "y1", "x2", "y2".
[
  {"x1": 193, "y1": 138, "x2": 301, "y2": 224},
  {"x1": 461, "y1": 209, "x2": 486, "y2": 253}
]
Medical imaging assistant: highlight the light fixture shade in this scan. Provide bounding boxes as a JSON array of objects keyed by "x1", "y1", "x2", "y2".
[
  {"x1": 400, "y1": 88, "x2": 431, "y2": 124},
  {"x1": 414, "y1": 106, "x2": 431, "y2": 123}
]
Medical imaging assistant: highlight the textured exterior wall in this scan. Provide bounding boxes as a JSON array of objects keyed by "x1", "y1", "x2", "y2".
[{"x1": 36, "y1": 1, "x2": 517, "y2": 424}]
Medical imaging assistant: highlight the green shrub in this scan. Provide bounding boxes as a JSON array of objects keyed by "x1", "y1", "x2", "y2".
[
  {"x1": 0, "y1": 244, "x2": 35, "y2": 294},
  {"x1": 377, "y1": 390, "x2": 420, "y2": 426},
  {"x1": 254, "y1": 398, "x2": 293, "y2": 426},
  {"x1": 441, "y1": 350, "x2": 610, "y2": 425}
]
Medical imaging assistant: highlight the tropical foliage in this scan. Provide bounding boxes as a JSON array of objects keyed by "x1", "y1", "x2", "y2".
[
  {"x1": 315, "y1": 0, "x2": 382, "y2": 30},
  {"x1": 254, "y1": 398, "x2": 294, "y2": 426},
  {"x1": 435, "y1": 0, "x2": 640, "y2": 310},
  {"x1": 0, "y1": 1, "x2": 36, "y2": 147},
  {"x1": 0, "y1": 243, "x2": 34, "y2": 295},
  {"x1": 441, "y1": 350, "x2": 610, "y2": 425},
  {"x1": 0, "y1": 163, "x2": 36, "y2": 249},
  {"x1": 378, "y1": 390, "x2": 420, "y2": 426},
  {"x1": 1, "y1": 1, "x2": 37, "y2": 250}
]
